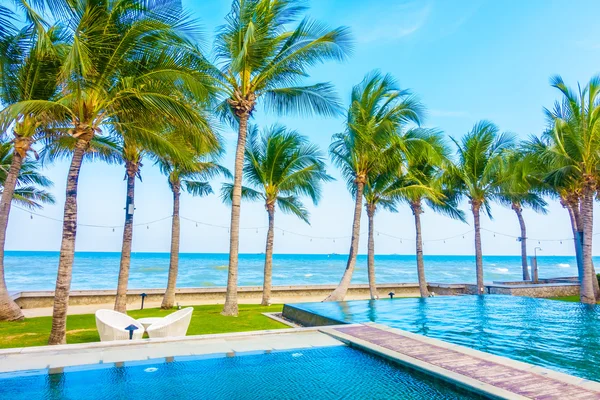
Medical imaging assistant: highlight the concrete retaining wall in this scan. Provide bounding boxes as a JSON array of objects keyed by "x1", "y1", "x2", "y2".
[
  {"x1": 464, "y1": 282, "x2": 580, "y2": 297},
  {"x1": 12, "y1": 283, "x2": 465, "y2": 309}
]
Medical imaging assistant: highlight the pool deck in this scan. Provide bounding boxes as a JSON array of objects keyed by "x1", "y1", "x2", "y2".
[
  {"x1": 321, "y1": 323, "x2": 600, "y2": 400},
  {"x1": 0, "y1": 327, "x2": 342, "y2": 374}
]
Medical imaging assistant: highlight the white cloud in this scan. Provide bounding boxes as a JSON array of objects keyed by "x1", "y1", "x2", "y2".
[{"x1": 353, "y1": 0, "x2": 433, "y2": 43}]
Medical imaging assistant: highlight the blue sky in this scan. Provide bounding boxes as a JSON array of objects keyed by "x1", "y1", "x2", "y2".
[{"x1": 7, "y1": 0, "x2": 600, "y2": 256}]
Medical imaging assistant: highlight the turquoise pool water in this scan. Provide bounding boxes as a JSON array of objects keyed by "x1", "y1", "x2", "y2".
[
  {"x1": 290, "y1": 296, "x2": 600, "y2": 382},
  {"x1": 0, "y1": 347, "x2": 477, "y2": 399}
]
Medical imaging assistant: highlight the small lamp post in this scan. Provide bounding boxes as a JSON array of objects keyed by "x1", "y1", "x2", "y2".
[
  {"x1": 532, "y1": 247, "x2": 542, "y2": 283},
  {"x1": 140, "y1": 293, "x2": 147, "y2": 310},
  {"x1": 388, "y1": 292, "x2": 395, "y2": 299},
  {"x1": 125, "y1": 324, "x2": 139, "y2": 340}
]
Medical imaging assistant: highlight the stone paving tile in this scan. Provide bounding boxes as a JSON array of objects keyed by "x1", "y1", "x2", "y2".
[{"x1": 335, "y1": 325, "x2": 600, "y2": 400}]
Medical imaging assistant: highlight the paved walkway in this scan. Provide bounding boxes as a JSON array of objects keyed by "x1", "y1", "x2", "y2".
[{"x1": 323, "y1": 324, "x2": 600, "y2": 400}]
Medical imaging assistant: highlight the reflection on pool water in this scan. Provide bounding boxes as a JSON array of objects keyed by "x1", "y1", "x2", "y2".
[
  {"x1": 0, "y1": 346, "x2": 477, "y2": 400},
  {"x1": 291, "y1": 296, "x2": 600, "y2": 382}
]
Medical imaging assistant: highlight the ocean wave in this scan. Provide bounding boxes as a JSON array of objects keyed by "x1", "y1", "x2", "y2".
[
  {"x1": 557, "y1": 263, "x2": 570, "y2": 268},
  {"x1": 493, "y1": 267, "x2": 509, "y2": 274},
  {"x1": 304, "y1": 274, "x2": 313, "y2": 277},
  {"x1": 213, "y1": 265, "x2": 228, "y2": 270}
]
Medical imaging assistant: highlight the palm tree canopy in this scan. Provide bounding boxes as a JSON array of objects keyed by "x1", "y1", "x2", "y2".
[
  {"x1": 221, "y1": 124, "x2": 331, "y2": 223},
  {"x1": 1, "y1": 0, "x2": 218, "y2": 164},
  {"x1": 541, "y1": 75, "x2": 600, "y2": 192},
  {"x1": 496, "y1": 148, "x2": 548, "y2": 214},
  {"x1": 211, "y1": 0, "x2": 353, "y2": 123},
  {"x1": 449, "y1": 120, "x2": 514, "y2": 217},
  {"x1": 0, "y1": 15, "x2": 65, "y2": 146},
  {"x1": 0, "y1": 141, "x2": 54, "y2": 209},
  {"x1": 387, "y1": 128, "x2": 466, "y2": 222},
  {"x1": 330, "y1": 70, "x2": 425, "y2": 196}
]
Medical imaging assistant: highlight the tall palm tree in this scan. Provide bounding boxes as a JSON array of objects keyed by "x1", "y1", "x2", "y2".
[
  {"x1": 0, "y1": 140, "x2": 55, "y2": 321},
  {"x1": 363, "y1": 170, "x2": 400, "y2": 300},
  {"x1": 325, "y1": 71, "x2": 423, "y2": 302},
  {"x1": 113, "y1": 139, "x2": 143, "y2": 313},
  {"x1": 209, "y1": 0, "x2": 351, "y2": 316},
  {"x1": 0, "y1": 11, "x2": 63, "y2": 321},
  {"x1": 497, "y1": 149, "x2": 548, "y2": 281},
  {"x1": 540, "y1": 75, "x2": 600, "y2": 304},
  {"x1": 158, "y1": 154, "x2": 230, "y2": 309},
  {"x1": 449, "y1": 121, "x2": 514, "y2": 295},
  {"x1": 393, "y1": 129, "x2": 465, "y2": 297},
  {"x1": 1, "y1": 0, "x2": 218, "y2": 344},
  {"x1": 221, "y1": 125, "x2": 330, "y2": 306}
]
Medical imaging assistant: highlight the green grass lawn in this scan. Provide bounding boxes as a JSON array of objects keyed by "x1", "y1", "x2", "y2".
[{"x1": 0, "y1": 304, "x2": 286, "y2": 349}]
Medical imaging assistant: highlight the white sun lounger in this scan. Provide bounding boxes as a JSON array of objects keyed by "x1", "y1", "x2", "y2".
[
  {"x1": 145, "y1": 307, "x2": 193, "y2": 339},
  {"x1": 95, "y1": 309, "x2": 145, "y2": 341}
]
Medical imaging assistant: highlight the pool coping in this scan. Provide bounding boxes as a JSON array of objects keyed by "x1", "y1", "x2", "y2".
[
  {"x1": 0, "y1": 326, "x2": 331, "y2": 356},
  {"x1": 321, "y1": 323, "x2": 600, "y2": 400},
  {"x1": 0, "y1": 326, "x2": 352, "y2": 374}
]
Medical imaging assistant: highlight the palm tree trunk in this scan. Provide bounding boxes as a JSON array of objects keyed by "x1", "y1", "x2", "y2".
[
  {"x1": 472, "y1": 200, "x2": 485, "y2": 294},
  {"x1": 0, "y1": 141, "x2": 29, "y2": 321},
  {"x1": 568, "y1": 200, "x2": 599, "y2": 298},
  {"x1": 564, "y1": 199, "x2": 584, "y2": 282},
  {"x1": 512, "y1": 203, "x2": 530, "y2": 281},
  {"x1": 114, "y1": 162, "x2": 137, "y2": 313},
  {"x1": 580, "y1": 183, "x2": 595, "y2": 304},
  {"x1": 324, "y1": 179, "x2": 365, "y2": 301},
  {"x1": 48, "y1": 135, "x2": 90, "y2": 345},
  {"x1": 366, "y1": 203, "x2": 378, "y2": 300},
  {"x1": 411, "y1": 200, "x2": 429, "y2": 298},
  {"x1": 222, "y1": 112, "x2": 250, "y2": 316},
  {"x1": 162, "y1": 181, "x2": 180, "y2": 309},
  {"x1": 261, "y1": 203, "x2": 275, "y2": 306}
]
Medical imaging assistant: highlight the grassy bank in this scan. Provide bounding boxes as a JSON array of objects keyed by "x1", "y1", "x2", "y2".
[{"x1": 0, "y1": 304, "x2": 286, "y2": 349}]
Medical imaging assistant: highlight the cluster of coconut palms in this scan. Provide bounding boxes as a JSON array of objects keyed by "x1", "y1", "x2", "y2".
[{"x1": 0, "y1": 0, "x2": 597, "y2": 347}]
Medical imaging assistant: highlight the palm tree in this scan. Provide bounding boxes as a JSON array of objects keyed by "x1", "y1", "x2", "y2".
[
  {"x1": 393, "y1": 129, "x2": 465, "y2": 297},
  {"x1": 325, "y1": 71, "x2": 423, "y2": 301},
  {"x1": 449, "y1": 121, "x2": 514, "y2": 295},
  {"x1": 209, "y1": 0, "x2": 351, "y2": 316},
  {"x1": 363, "y1": 170, "x2": 400, "y2": 300},
  {"x1": 0, "y1": 140, "x2": 55, "y2": 321},
  {"x1": 221, "y1": 125, "x2": 330, "y2": 306},
  {"x1": 497, "y1": 149, "x2": 548, "y2": 281},
  {"x1": 113, "y1": 139, "x2": 143, "y2": 313},
  {"x1": 540, "y1": 75, "x2": 600, "y2": 304},
  {"x1": 0, "y1": 11, "x2": 62, "y2": 321},
  {"x1": 1, "y1": 0, "x2": 218, "y2": 344},
  {"x1": 158, "y1": 154, "x2": 230, "y2": 309}
]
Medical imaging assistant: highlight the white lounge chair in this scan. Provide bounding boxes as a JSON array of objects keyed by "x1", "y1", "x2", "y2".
[
  {"x1": 95, "y1": 309, "x2": 145, "y2": 342},
  {"x1": 146, "y1": 307, "x2": 193, "y2": 339}
]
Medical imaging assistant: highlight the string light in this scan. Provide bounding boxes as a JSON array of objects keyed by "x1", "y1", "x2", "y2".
[{"x1": 15, "y1": 205, "x2": 597, "y2": 245}]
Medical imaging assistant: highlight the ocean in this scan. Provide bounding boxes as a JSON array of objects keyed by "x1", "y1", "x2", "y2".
[{"x1": 4, "y1": 251, "x2": 585, "y2": 292}]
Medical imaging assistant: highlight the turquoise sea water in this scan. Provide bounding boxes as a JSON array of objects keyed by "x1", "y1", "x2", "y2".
[
  {"x1": 0, "y1": 347, "x2": 477, "y2": 400},
  {"x1": 5, "y1": 251, "x2": 588, "y2": 292},
  {"x1": 291, "y1": 296, "x2": 600, "y2": 382}
]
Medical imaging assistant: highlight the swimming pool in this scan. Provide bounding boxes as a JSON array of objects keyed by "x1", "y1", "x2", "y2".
[
  {"x1": 288, "y1": 296, "x2": 600, "y2": 382},
  {"x1": 0, "y1": 346, "x2": 477, "y2": 400}
]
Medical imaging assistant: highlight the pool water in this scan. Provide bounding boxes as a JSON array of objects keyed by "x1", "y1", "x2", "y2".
[
  {"x1": 0, "y1": 346, "x2": 478, "y2": 399},
  {"x1": 291, "y1": 296, "x2": 600, "y2": 382}
]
